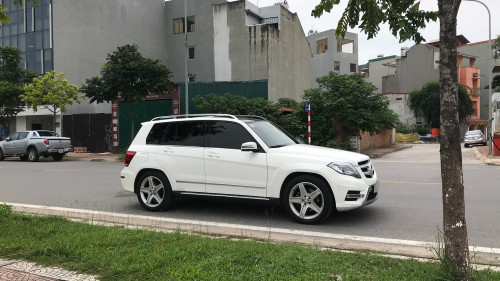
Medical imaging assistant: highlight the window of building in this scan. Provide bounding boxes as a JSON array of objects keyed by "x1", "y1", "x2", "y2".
[
  {"x1": 207, "y1": 121, "x2": 255, "y2": 150},
  {"x1": 337, "y1": 38, "x2": 354, "y2": 54},
  {"x1": 259, "y1": 17, "x2": 278, "y2": 24},
  {"x1": 334, "y1": 61, "x2": 340, "y2": 71},
  {"x1": 350, "y1": 63, "x2": 356, "y2": 72},
  {"x1": 316, "y1": 38, "x2": 328, "y2": 54},
  {"x1": 173, "y1": 16, "x2": 195, "y2": 34},
  {"x1": 188, "y1": 47, "x2": 195, "y2": 60}
]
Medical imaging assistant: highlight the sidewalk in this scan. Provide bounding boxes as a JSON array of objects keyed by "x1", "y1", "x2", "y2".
[
  {"x1": 473, "y1": 145, "x2": 500, "y2": 166},
  {"x1": 65, "y1": 152, "x2": 122, "y2": 162},
  {"x1": 0, "y1": 258, "x2": 97, "y2": 281}
]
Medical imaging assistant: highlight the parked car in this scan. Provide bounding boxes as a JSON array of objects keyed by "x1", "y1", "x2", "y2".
[
  {"x1": 0, "y1": 130, "x2": 74, "y2": 162},
  {"x1": 464, "y1": 130, "x2": 487, "y2": 148},
  {"x1": 120, "y1": 114, "x2": 379, "y2": 224}
]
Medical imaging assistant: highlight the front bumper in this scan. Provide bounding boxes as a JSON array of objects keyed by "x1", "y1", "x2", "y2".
[{"x1": 464, "y1": 138, "x2": 485, "y2": 145}]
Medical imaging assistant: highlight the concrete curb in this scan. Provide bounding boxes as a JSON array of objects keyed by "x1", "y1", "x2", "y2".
[
  {"x1": 472, "y1": 147, "x2": 500, "y2": 166},
  {"x1": 5, "y1": 202, "x2": 500, "y2": 268}
]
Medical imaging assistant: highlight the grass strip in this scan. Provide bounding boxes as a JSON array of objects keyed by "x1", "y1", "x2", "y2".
[{"x1": 0, "y1": 205, "x2": 498, "y2": 281}]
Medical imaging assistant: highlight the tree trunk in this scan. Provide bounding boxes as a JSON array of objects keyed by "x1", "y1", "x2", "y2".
[{"x1": 438, "y1": 0, "x2": 471, "y2": 280}]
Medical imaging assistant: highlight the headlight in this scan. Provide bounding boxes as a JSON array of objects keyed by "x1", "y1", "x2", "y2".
[{"x1": 327, "y1": 162, "x2": 361, "y2": 178}]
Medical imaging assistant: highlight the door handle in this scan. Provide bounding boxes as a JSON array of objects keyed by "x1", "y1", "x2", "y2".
[
  {"x1": 207, "y1": 152, "x2": 220, "y2": 158},
  {"x1": 163, "y1": 148, "x2": 174, "y2": 153}
]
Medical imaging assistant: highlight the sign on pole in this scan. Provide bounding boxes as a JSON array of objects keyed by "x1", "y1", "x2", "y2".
[{"x1": 305, "y1": 104, "x2": 311, "y2": 145}]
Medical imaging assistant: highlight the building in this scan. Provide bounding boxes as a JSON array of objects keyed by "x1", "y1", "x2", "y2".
[
  {"x1": 165, "y1": 0, "x2": 311, "y2": 103},
  {"x1": 379, "y1": 38, "x2": 484, "y2": 131},
  {"x1": 307, "y1": 29, "x2": 358, "y2": 88},
  {"x1": 361, "y1": 55, "x2": 398, "y2": 93},
  {"x1": 458, "y1": 40, "x2": 500, "y2": 121},
  {"x1": 1, "y1": 0, "x2": 311, "y2": 151},
  {"x1": 0, "y1": 0, "x2": 169, "y2": 151}
]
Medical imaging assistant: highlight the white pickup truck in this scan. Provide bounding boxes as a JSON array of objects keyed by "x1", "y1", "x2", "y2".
[{"x1": 0, "y1": 130, "x2": 74, "y2": 162}]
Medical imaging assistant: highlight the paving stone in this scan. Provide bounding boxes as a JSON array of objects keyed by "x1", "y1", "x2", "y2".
[{"x1": 0, "y1": 259, "x2": 97, "y2": 281}]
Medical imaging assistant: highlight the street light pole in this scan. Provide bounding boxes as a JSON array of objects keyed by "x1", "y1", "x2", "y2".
[
  {"x1": 184, "y1": 0, "x2": 189, "y2": 114},
  {"x1": 463, "y1": 0, "x2": 492, "y2": 155}
]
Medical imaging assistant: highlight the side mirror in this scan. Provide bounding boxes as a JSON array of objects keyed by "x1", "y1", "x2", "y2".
[
  {"x1": 5, "y1": 137, "x2": 10, "y2": 141},
  {"x1": 241, "y1": 142, "x2": 259, "y2": 152}
]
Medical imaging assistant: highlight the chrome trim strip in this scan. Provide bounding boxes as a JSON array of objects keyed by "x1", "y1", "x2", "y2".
[
  {"x1": 176, "y1": 180, "x2": 204, "y2": 185},
  {"x1": 205, "y1": 182, "x2": 265, "y2": 189},
  {"x1": 178, "y1": 192, "x2": 270, "y2": 201},
  {"x1": 176, "y1": 180, "x2": 265, "y2": 189}
]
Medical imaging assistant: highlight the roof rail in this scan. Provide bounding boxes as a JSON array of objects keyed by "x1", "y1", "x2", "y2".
[
  {"x1": 151, "y1": 114, "x2": 239, "y2": 121},
  {"x1": 235, "y1": 115, "x2": 267, "y2": 121}
]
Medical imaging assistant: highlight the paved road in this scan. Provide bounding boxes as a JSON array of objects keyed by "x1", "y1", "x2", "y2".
[{"x1": 1, "y1": 144, "x2": 499, "y2": 248}]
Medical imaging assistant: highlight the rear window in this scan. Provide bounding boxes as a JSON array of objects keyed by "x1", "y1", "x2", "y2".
[
  {"x1": 148, "y1": 121, "x2": 204, "y2": 147},
  {"x1": 37, "y1": 131, "x2": 54, "y2": 137}
]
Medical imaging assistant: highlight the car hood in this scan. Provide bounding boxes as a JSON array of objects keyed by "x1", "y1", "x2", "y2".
[{"x1": 268, "y1": 144, "x2": 370, "y2": 165}]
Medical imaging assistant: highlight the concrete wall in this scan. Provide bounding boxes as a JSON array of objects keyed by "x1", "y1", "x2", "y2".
[
  {"x1": 360, "y1": 128, "x2": 395, "y2": 151},
  {"x1": 458, "y1": 41, "x2": 500, "y2": 121},
  {"x1": 382, "y1": 44, "x2": 440, "y2": 126},
  {"x1": 52, "y1": 0, "x2": 168, "y2": 115},
  {"x1": 307, "y1": 29, "x2": 358, "y2": 88},
  {"x1": 166, "y1": 0, "x2": 221, "y2": 83},
  {"x1": 215, "y1": 1, "x2": 310, "y2": 102},
  {"x1": 364, "y1": 56, "x2": 397, "y2": 93}
]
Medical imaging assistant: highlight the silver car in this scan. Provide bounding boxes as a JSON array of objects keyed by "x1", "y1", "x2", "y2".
[{"x1": 464, "y1": 130, "x2": 487, "y2": 148}]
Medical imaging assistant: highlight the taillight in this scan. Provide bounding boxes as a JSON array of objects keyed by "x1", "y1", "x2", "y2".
[
  {"x1": 124, "y1": 151, "x2": 136, "y2": 167},
  {"x1": 43, "y1": 139, "x2": 49, "y2": 145}
]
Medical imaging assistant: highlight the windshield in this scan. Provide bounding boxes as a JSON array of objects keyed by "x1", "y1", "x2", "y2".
[
  {"x1": 244, "y1": 120, "x2": 297, "y2": 148},
  {"x1": 465, "y1": 131, "x2": 481, "y2": 136}
]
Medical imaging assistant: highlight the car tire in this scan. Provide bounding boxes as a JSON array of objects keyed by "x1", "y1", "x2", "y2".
[
  {"x1": 136, "y1": 171, "x2": 174, "y2": 212},
  {"x1": 52, "y1": 153, "x2": 64, "y2": 161},
  {"x1": 464, "y1": 144, "x2": 469, "y2": 148},
  {"x1": 0, "y1": 149, "x2": 4, "y2": 161},
  {"x1": 282, "y1": 175, "x2": 334, "y2": 224},
  {"x1": 27, "y1": 148, "x2": 39, "y2": 162},
  {"x1": 20, "y1": 155, "x2": 28, "y2": 161}
]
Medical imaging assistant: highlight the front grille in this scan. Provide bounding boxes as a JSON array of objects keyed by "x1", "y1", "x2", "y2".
[{"x1": 358, "y1": 159, "x2": 375, "y2": 178}]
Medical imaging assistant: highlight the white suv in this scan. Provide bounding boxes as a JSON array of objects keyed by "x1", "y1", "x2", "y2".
[{"x1": 120, "y1": 114, "x2": 378, "y2": 224}]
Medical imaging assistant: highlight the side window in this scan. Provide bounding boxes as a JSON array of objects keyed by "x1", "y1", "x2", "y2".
[
  {"x1": 162, "y1": 121, "x2": 204, "y2": 147},
  {"x1": 207, "y1": 121, "x2": 255, "y2": 150},
  {"x1": 9, "y1": 133, "x2": 19, "y2": 140},
  {"x1": 146, "y1": 123, "x2": 169, "y2": 145},
  {"x1": 18, "y1": 132, "x2": 29, "y2": 139}
]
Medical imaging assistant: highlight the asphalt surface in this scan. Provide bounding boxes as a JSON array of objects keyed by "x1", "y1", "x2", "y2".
[{"x1": 0, "y1": 144, "x2": 499, "y2": 248}]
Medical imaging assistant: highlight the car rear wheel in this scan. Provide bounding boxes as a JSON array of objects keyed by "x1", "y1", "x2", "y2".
[
  {"x1": 136, "y1": 171, "x2": 174, "y2": 212},
  {"x1": 282, "y1": 175, "x2": 334, "y2": 224},
  {"x1": 27, "y1": 148, "x2": 39, "y2": 162}
]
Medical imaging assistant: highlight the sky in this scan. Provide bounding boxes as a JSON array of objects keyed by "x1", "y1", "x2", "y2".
[{"x1": 248, "y1": 0, "x2": 500, "y2": 65}]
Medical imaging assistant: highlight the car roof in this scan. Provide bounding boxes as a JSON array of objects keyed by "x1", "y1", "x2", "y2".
[
  {"x1": 149, "y1": 114, "x2": 267, "y2": 123},
  {"x1": 466, "y1": 130, "x2": 482, "y2": 134}
]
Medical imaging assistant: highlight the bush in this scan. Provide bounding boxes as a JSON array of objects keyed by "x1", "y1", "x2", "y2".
[
  {"x1": 416, "y1": 127, "x2": 430, "y2": 136},
  {"x1": 395, "y1": 123, "x2": 411, "y2": 134}
]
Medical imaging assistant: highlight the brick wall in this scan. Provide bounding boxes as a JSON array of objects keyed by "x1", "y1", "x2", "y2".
[{"x1": 360, "y1": 128, "x2": 395, "y2": 151}]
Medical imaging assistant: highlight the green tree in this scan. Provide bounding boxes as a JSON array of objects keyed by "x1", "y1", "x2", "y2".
[
  {"x1": 303, "y1": 72, "x2": 398, "y2": 146},
  {"x1": 0, "y1": 46, "x2": 35, "y2": 131},
  {"x1": 193, "y1": 94, "x2": 281, "y2": 122},
  {"x1": 493, "y1": 34, "x2": 500, "y2": 59},
  {"x1": 409, "y1": 82, "x2": 474, "y2": 128},
  {"x1": 0, "y1": 0, "x2": 38, "y2": 23},
  {"x1": 313, "y1": 0, "x2": 471, "y2": 279},
  {"x1": 22, "y1": 71, "x2": 80, "y2": 131},
  {"x1": 80, "y1": 44, "x2": 173, "y2": 140}
]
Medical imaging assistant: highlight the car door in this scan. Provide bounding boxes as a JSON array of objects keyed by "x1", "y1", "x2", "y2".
[
  {"x1": 204, "y1": 121, "x2": 268, "y2": 197},
  {"x1": 14, "y1": 132, "x2": 30, "y2": 154},
  {"x1": 155, "y1": 121, "x2": 206, "y2": 193},
  {"x1": 3, "y1": 133, "x2": 19, "y2": 154}
]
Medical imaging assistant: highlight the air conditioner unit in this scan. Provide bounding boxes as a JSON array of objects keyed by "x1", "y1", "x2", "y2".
[{"x1": 473, "y1": 72, "x2": 479, "y2": 77}]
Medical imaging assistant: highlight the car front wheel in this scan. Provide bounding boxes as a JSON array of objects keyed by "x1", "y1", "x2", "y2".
[
  {"x1": 0, "y1": 149, "x2": 4, "y2": 161},
  {"x1": 136, "y1": 171, "x2": 174, "y2": 212},
  {"x1": 283, "y1": 175, "x2": 334, "y2": 224}
]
